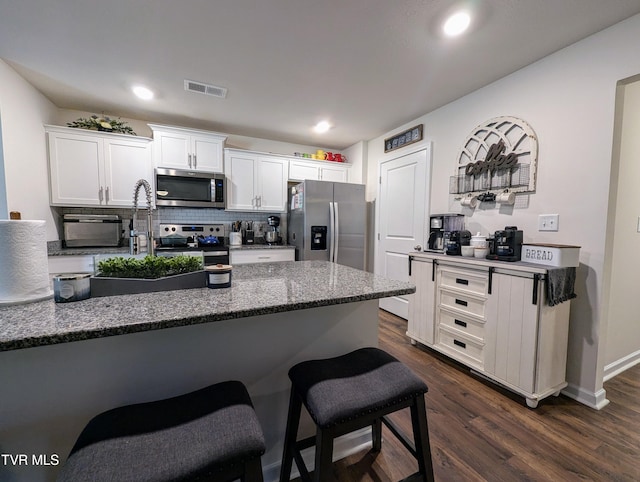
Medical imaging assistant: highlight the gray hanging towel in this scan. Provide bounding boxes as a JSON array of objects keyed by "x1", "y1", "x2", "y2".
[{"x1": 546, "y1": 267, "x2": 577, "y2": 306}]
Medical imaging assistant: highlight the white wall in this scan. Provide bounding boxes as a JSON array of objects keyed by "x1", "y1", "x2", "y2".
[
  {"x1": 603, "y1": 78, "x2": 640, "y2": 372},
  {"x1": 366, "y1": 14, "x2": 640, "y2": 408},
  {"x1": 0, "y1": 59, "x2": 58, "y2": 237},
  {"x1": 0, "y1": 113, "x2": 7, "y2": 218},
  {"x1": 55, "y1": 108, "x2": 343, "y2": 160}
]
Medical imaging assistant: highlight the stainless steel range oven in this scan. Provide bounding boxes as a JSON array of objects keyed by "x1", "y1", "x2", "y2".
[{"x1": 156, "y1": 224, "x2": 229, "y2": 266}]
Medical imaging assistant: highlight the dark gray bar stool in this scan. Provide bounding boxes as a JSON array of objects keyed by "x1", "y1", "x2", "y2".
[
  {"x1": 58, "y1": 380, "x2": 265, "y2": 482},
  {"x1": 279, "y1": 347, "x2": 435, "y2": 482}
]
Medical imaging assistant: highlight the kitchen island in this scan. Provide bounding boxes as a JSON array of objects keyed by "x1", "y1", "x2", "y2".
[{"x1": 0, "y1": 261, "x2": 414, "y2": 481}]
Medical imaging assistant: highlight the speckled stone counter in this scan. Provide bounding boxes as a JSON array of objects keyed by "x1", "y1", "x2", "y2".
[
  {"x1": 0, "y1": 261, "x2": 414, "y2": 351},
  {"x1": 0, "y1": 260, "x2": 414, "y2": 481}
]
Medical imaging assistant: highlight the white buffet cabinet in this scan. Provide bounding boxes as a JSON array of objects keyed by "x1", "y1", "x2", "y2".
[{"x1": 407, "y1": 252, "x2": 571, "y2": 408}]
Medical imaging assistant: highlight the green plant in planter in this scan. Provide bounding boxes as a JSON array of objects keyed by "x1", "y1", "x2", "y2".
[
  {"x1": 97, "y1": 255, "x2": 203, "y2": 279},
  {"x1": 67, "y1": 114, "x2": 136, "y2": 135}
]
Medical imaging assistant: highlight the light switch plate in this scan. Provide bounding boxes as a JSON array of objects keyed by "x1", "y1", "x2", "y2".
[{"x1": 539, "y1": 214, "x2": 559, "y2": 231}]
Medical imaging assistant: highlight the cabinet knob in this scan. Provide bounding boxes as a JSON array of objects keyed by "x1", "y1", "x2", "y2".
[{"x1": 414, "y1": 245, "x2": 422, "y2": 251}]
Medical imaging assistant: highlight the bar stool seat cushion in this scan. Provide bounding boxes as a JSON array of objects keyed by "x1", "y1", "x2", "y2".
[
  {"x1": 288, "y1": 347, "x2": 428, "y2": 428},
  {"x1": 58, "y1": 380, "x2": 265, "y2": 482}
]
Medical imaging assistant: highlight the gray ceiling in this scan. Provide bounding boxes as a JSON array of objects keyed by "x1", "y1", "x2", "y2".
[{"x1": 1, "y1": 0, "x2": 640, "y2": 149}]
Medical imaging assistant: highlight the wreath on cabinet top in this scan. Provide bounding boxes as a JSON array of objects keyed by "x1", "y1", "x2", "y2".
[
  {"x1": 451, "y1": 116, "x2": 538, "y2": 196},
  {"x1": 67, "y1": 114, "x2": 137, "y2": 135}
]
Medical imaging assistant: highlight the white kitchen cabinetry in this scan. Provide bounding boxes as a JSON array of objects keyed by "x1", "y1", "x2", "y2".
[
  {"x1": 149, "y1": 124, "x2": 227, "y2": 173},
  {"x1": 407, "y1": 255, "x2": 436, "y2": 346},
  {"x1": 48, "y1": 255, "x2": 96, "y2": 276},
  {"x1": 224, "y1": 149, "x2": 288, "y2": 212},
  {"x1": 46, "y1": 126, "x2": 153, "y2": 207},
  {"x1": 407, "y1": 252, "x2": 571, "y2": 408},
  {"x1": 230, "y1": 248, "x2": 295, "y2": 265},
  {"x1": 289, "y1": 159, "x2": 349, "y2": 183}
]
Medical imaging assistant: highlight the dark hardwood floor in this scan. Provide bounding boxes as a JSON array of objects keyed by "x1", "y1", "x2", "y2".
[{"x1": 296, "y1": 309, "x2": 640, "y2": 481}]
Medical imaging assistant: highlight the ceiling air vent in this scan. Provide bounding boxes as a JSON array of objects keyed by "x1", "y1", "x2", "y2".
[{"x1": 184, "y1": 79, "x2": 227, "y2": 98}]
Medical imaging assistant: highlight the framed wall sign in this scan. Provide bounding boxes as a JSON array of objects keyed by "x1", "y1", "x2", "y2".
[
  {"x1": 384, "y1": 124, "x2": 423, "y2": 153},
  {"x1": 452, "y1": 116, "x2": 538, "y2": 195}
]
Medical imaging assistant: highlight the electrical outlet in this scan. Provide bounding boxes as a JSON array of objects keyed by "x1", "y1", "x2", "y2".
[{"x1": 538, "y1": 214, "x2": 559, "y2": 232}]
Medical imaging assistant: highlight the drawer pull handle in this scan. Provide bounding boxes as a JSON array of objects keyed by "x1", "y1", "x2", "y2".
[
  {"x1": 455, "y1": 299, "x2": 468, "y2": 307},
  {"x1": 453, "y1": 339, "x2": 466, "y2": 349},
  {"x1": 454, "y1": 319, "x2": 467, "y2": 328},
  {"x1": 456, "y1": 278, "x2": 469, "y2": 285}
]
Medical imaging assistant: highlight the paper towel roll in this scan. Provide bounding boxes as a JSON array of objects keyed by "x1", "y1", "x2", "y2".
[{"x1": 0, "y1": 220, "x2": 53, "y2": 305}]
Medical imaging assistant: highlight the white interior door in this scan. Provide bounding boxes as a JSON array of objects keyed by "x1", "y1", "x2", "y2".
[{"x1": 376, "y1": 148, "x2": 429, "y2": 318}]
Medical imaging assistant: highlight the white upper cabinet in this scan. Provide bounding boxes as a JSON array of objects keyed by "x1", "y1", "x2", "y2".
[
  {"x1": 224, "y1": 149, "x2": 287, "y2": 212},
  {"x1": 46, "y1": 125, "x2": 153, "y2": 207},
  {"x1": 148, "y1": 124, "x2": 227, "y2": 173},
  {"x1": 289, "y1": 159, "x2": 349, "y2": 183}
]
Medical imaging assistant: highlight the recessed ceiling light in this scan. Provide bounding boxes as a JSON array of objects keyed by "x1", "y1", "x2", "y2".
[
  {"x1": 132, "y1": 85, "x2": 154, "y2": 100},
  {"x1": 314, "y1": 121, "x2": 331, "y2": 133},
  {"x1": 443, "y1": 11, "x2": 471, "y2": 37}
]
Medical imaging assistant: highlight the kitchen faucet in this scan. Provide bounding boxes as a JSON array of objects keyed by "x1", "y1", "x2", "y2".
[{"x1": 130, "y1": 179, "x2": 155, "y2": 256}]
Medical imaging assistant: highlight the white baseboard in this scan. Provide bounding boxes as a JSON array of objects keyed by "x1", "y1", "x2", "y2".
[
  {"x1": 562, "y1": 383, "x2": 609, "y2": 410},
  {"x1": 262, "y1": 427, "x2": 372, "y2": 482},
  {"x1": 603, "y1": 349, "x2": 640, "y2": 382}
]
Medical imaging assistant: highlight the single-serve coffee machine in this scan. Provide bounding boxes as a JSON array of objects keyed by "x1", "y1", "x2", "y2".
[
  {"x1": 428, "y1": 214, "x2": 465, "y2": 251},
  {"x1": 486, "y1": 226, "x2": 524, "y2": 262},
  {"x1": 445, "y1": 230, "x2": 472, "y2": 256}
]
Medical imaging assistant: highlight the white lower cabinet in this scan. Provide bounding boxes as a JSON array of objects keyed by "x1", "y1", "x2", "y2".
[
  {"x1": 407, "y1": 256, "x2": 436, "y2": 346},
  {"x1": 48, "y1": 256, "x2": 96, "y2": 280},
  {"x1": 408, "y1": 253, "x2": 571, "y2": 408},
  {"x1": 230, "y1": 248, "x2": 295, "y2": 265}
]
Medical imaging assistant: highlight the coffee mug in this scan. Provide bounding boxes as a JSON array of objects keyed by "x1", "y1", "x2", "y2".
[
  {"x1": 316, "y1": 150, "x2": 325, "y2": 159},
  {"x1": 497, "y1": 191, "x2": 515, "y2": 205},
  {"x1": 326, "y1": 152, "x2": 334, "y2": 161},
  {"x1": 334, "y1": 153, "x2": 344, "y2": 162},
  {"x1": 461, "y1": 195, "x2": 478, "y2": 208}
]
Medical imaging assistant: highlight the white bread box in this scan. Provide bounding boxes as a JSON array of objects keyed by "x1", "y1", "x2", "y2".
[{"x1": 521, "y1": 243, "x2": 580, "y2": 267}]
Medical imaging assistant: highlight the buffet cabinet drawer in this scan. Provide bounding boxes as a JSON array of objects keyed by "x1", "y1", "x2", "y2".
[
  {"x1": 439, "y1": 289, "x2": 486, "y2": 318},
  {"x1": 439, "y1": 266, "x2": 487, "y2": 297},
  {"x1": 437, "y1": 329, "x2": 484, "y2": 368},
  {"x1": 438, "y1": 309, "x2": 485, "y2": 340}
]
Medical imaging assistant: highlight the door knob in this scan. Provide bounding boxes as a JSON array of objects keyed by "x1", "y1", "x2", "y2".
[{"x1": 414, "y1": 245, "x2": 422, "y2": 251}]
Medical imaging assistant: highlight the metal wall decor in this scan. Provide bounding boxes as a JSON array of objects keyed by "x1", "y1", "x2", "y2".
[
  {"x1": 451, "y1": 116, "x2": 538, "y2": 196},
  {"x1": 384, "y1": 124, "x2": 423, "y2": 152}
]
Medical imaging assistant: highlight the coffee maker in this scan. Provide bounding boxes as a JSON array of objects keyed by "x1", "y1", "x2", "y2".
[
  {"x1": 486, "y1": 226, "x2": 523, "y2": 262},
  {"x1": 428, "y1": 214, "x2": 464, "y2": 252},
  {"x1": 445, "y1": 230, "x2": 472, "y2": 256},
  {"x1": 266, "y1": 216, "x2": 281, "y2": 245}
]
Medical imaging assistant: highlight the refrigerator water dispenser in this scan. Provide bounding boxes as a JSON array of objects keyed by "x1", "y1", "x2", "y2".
[{"x1": 311, "y1": 226, "x2": 327, "y2": 250}]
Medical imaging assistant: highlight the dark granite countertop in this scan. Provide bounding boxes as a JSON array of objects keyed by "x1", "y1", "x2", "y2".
[
  {"x1": 0, "y1": 261, "x2": 414, "y2": 352},
  {"x1": 47, "y1": 241, "x2": 293, "y2": 255}
]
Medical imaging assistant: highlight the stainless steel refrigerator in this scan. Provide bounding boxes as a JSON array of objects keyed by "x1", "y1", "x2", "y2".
[{"x1": 288, "y1": 180, "x2": 366, "y2": 269}]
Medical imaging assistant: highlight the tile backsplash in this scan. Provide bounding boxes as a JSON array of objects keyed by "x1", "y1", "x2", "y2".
[{"x1": 54, "y1": 206, "x2": 286, "y2": 241}]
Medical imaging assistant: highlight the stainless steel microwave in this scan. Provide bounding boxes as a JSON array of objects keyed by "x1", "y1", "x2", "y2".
[{"x1": 155, "y1": 168, "x2": 225, "y2": 208}]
